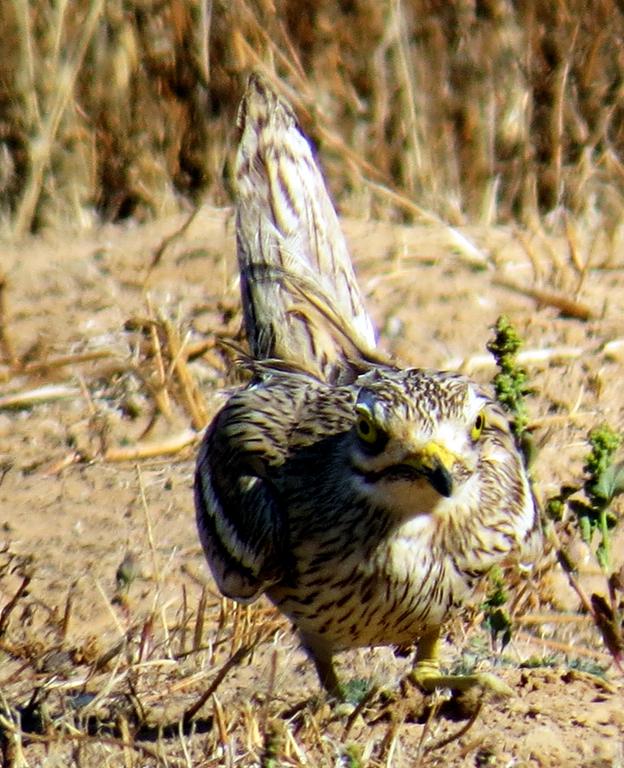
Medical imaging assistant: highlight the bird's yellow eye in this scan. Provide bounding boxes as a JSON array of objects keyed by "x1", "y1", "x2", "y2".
[
  {"x1": 471, "y1": 411, "x2": 485, "y2": 441},
  {"x1": 355, "y1": 405, "x2": 379, "y2": 444}
]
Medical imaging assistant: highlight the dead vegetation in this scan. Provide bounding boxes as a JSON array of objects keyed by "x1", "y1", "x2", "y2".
[
  {"x1": 1, "y1": 1, "x2": 624, "y2": 241},
  {"x1": 1, "y1": 2, "x2": 624, "y2": 766},
  {"x1": 0, "y1": 207, "x2": 623, "y2": 765}
]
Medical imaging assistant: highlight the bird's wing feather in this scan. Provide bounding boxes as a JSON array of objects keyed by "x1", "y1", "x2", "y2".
[
  {"x1": 195, "y1": 384, "x2": 295, "y2": 601},
  {"x1": 194, "y1": 373, "x2": 356, "y2": 601},
  {"x1": 235, "y1": 71, "x2": 377, "y2": 384}
]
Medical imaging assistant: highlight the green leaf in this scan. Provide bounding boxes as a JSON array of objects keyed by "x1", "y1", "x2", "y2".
[
  {"x1": 483, "y1": 607, "x2": 512, "y2": 648},
  {"x1": 593, "y1": 463, "x2": 624, "y2": 503},
  {"x1": 340, "y1": 678, "x2": 372, "y2": 705},
  {"x1": 597, "y1": 541, "x2": 609, "y2": 570},
  {"x1": 580, "y1": 514, "x2": 592, "y2": 545}
]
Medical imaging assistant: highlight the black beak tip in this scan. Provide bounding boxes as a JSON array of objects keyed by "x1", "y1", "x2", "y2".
[{"x1": 429, "y1": 465, "x2": 453, "y2": 498}]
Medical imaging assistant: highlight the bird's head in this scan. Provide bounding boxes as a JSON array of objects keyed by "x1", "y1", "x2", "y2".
[{"x1": 348, "y1": 368, "x2": 513, "y2": 518}]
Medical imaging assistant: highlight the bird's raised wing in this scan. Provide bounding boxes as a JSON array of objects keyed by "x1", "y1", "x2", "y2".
[{"x1": 235, "y1": 71, "x2": 377, "y2": 384}]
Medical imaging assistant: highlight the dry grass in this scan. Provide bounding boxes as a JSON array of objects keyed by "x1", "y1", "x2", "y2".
[
  {"x1": 0, "y1": 513, "x2": 619, "y2": 767},
  {"x1": 0, "y1": 210, "x2": 623, "y2": 765},
  {"x1": 1, "y1": 3, "x2": 624, "y2": 764},
  {"x1": 1, "y1": 0, "x2": 624, "y2": 243},
  {"x1": 0, "y1": 521, "x2": 613, "y2": 767}
]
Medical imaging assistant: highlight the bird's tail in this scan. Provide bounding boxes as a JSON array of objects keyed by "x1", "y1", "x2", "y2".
[{"x1": 234, "y1": 71, "x2": 379, "y2": 385}]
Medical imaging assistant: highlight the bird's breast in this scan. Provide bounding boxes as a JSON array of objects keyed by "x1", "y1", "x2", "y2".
[{"x1": 267, "y1": 510, "x2": 471, "y2": 651}]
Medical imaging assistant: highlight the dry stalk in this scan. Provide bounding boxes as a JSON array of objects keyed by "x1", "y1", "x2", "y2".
[
  {"x1": 259, "y1": 649, "x2": 278, "y2": 735},
  {"x1": 0, "y1": 573, "x2": 32, "y2": 637},
  {"x1": 212, "y1": 694, "x2": 230, "y2": 758},
  {"x1": 423, "y1": 700, "x2": 484, "y2": 756},
  {"x1": 126, "y1": 303, "x2": 214, "y2": 436},
  {"x1": 11, "y1": 0, "x2": 39, "y2": 128},
  {"x1": 161, "y1": 315, "x2": 210, "y2": 430},
  {"x1": 365, "y1": 179, "x2": 490, "y2": 269},
  {"x1": 0, "y1": 384, "x2": 80, "y2": 410},
  {"x1": 93, "y1": 577, "x2": 126, "y2": 641},
  {"x1": 516, "y1": 613, "x2": 593, "y2": 626},
  {"x1": 12, "y1": 0, "x2": 105, "y2": 237},
  {"x1": 300, "y1": 705, "x2": 334, "y2": 766},
  {"x1": 530, "y1": 411, "x2": 595, "y2": 429},
  {"x1": 378, "y1": 712, "x2": 402, "y2": 767},
  {"x1": 0, "y1": 696, "x2": 29, "y2": 768},
  {"x1": 551, "y1": 24, "x2": 578, "y2": 210},
  {"x1": 343, "y1": 683, "x2": 380, "y2": 739},
  {"x1": 144, "y1": 205, "x2": 205, "y2": 282},
  {"x1": 230, "y1": 603, "x2": 253, "y2": 656},
  {"x1": 116, "y1": 714, "x2": 133, "y2": 768},
  {"x1": 61, "y1": 584, "x2": 74, "y2": 641},
  {"x1": 178, "y1": 584, "x2": 189, "y2": 658},
  {"x1": 16, "y1": 349, "x2": 115, "y2": 376},
  {"x1": 0, "y1": 276, "x2": 18, "y2": 368},
  {"x1": 103, "y1": 429, "x2": 199, "y2": 462},
  {"x1": 392, "y1": 0, "x2": 429, "y2": 197},
  {"x1": 136, "y1": 465, "x2": 172, "y2": 657},
  {"x1": 199, "y1": 0, "x2": 212, "y2": 84},
  {"x1": 514, "y1": 631, "x2": 612, "y2": 666},
  {"x1": 146, "y1": 299, "x2": 172, "y2": 421},
  {"x1": 194, "y1": 586, "x2": 208, "y2": 654},
  {"x1": 565, "y1": 217, "x2": 587, "y2": 277},
  {"x1": 182, "y1": 635, "x2": 265, "y2": 725},
  {"x1": 413, "y1": 695, "x2": 441, "y2": 766},
  {"x1": 451, "y1": 344, "x2": 585, "y2": 376},
  {"x1": 177, "y1": 715, "x2": 194, "y2": 768},
  {"x1": 41, "y1": 452, "x2": 82, "y2": 476},
  {"x1": 492, "y1": 277, "x2": 596, "y2": 320}
]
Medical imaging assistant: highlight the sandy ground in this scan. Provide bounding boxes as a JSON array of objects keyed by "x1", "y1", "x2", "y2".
[{"x1": 1, "y1": 208, "x2": 623, "y2": 766}]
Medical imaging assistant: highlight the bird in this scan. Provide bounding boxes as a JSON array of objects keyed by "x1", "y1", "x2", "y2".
[{"x1": 194, "y1": 71, "x2": 542, "y2": 699}]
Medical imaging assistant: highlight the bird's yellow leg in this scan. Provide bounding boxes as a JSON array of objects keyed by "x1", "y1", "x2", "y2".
[{"x1": 409, "y1": 628, "x2": 513, "y2": 697}]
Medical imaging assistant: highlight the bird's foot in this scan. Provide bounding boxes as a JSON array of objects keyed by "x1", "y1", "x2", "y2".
[
  {"x1": 409, "y1": 658, "x2": 514, "y2": 698},
  {"x1": 409, "y1": 628, "x2": 514, "y2": 699}
]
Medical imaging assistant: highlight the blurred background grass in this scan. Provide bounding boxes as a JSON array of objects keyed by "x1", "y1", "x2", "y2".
[{"x1": 1, "y1": 0, "x2": 623, "y2": 239}]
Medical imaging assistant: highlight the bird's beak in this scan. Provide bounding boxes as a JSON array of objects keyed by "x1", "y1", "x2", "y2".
[{"x1": 404, "y1": 441, "x2": 455, "y2": 497}]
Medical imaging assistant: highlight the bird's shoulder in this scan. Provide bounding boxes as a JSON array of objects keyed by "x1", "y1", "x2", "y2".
[{"x1": 209, "y1": 367, "x2": 357, "y2": 470}]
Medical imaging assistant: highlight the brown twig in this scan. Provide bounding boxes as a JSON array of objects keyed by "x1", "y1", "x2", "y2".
[
  {"x1": 146, "y1": 298, "x2": 172, "y2": 421},
  {"x1": 514, "y1": 630, "x2": 612, "y2": 665},
  {"x1": 343, "y1": 684, "x2": 380, "y2": 739},
  {"x1": 424, "y1": 700, "x2": 484, "y2": 755},
  {"x1": 103, "y1": 429, "x2": 199, "y2": 462},
  {"x1": 0, "y1": 384, "x2": 80, "y2": 410},
  {"x1": 0, "y1": 574, "x2": 31, "y2": 637},
  {"x1": 194, "y1": 586, "x2": 208, "y2": 654},
  {"x1": 182, "y1": 636, "x2": 265, "y2": 725},
  {"x1": 516, "y1": 613, "x2": 593, "y2": 625},
  {"x1": 144, "y1": 205, "x2": 205, "y2": 283},
  {"x1": 0, "y1": 276, "x2": 17, "y2": 367},
  {"x1": 414, "y1": 695, "x2": 442, "y2": 766},
  {"x1": 161, "y1": 316, "x2": 210, "y2": 430},
  {"x1": 493, "y1": 277, "x2": 596, "y2": 320},
  {"x1": 16, "y1": 349, "x2": 115, "y2": 375}
]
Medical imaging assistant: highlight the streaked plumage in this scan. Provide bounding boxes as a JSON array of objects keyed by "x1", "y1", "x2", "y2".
[
  {"x1": 235, "y1": 72, "x2": 377, "y2": 384},
  {"x1": 195, "y1": 72, "x2": 542, "y2": 697}
]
